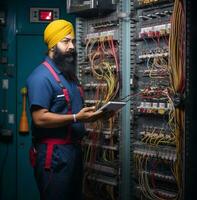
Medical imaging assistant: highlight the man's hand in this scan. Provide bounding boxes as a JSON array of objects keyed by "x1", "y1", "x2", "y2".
[
  {"x1": 76, "y1": 107, "x2": 103, "y2": 122},
  {"x1": 76, "y1": 107, "x2": 116, "y2": 122}
]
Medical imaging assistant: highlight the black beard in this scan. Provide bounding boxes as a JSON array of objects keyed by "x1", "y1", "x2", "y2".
[{"x1": 52, "y1": 46, "x2": 78, "y2": 82}]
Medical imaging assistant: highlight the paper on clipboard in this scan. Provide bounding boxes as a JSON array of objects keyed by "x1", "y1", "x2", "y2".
[{"x1": 95, "y1": 101, "x2": 126, "y2": 114}]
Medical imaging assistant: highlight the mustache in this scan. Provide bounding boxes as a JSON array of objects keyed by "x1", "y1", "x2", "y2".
[
  {"x1": 64, "y1": 49, "x2": 76, "y2": 56},
  {"x1": 54, "y1": 48, "x2": 77, "y2": 63},
  {"x1": 64, "y1": 50, "x2": 77, "y2": 63}
]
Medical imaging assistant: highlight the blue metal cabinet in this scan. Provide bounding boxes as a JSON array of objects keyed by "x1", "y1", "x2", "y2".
[{"x1": 16, "y1": 35, "x2": 46, "y2": 200}]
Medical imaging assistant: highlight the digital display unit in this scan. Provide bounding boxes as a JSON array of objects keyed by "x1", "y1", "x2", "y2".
[
  {"x1": 39, "y1": 10, "x2": 53, "y2": 21},
  {"x1": 30, "y1": 8, "x2": 59, "y2": 23}
]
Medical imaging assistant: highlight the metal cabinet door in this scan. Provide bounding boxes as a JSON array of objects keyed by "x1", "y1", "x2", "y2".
[{"x1": 17, "y1": 35, "x2": 46, "y2": 200}]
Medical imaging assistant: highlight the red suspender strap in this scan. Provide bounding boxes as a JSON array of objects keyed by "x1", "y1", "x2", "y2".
[
  {"x1": 44, "y1": 141, "x2": 54, "y2": 170},
  {"x1": 42, "y1": 138, "x2": 72, "y2": 169},
  {"x1": 42, "y1": 61, "x2": 74, "y2": 170},
  {"x1": 63, "y1": 89, "x2": 71, "y2": 110},
  {"x1": 43, "y1": 61, "x2": 71, "y2": 107},
  {"x1": 43, "y1": 61, "x2": 60, "y2": 82},
  {"x1": 77, "y1": 86, "x2": 84, "y2": 99}
]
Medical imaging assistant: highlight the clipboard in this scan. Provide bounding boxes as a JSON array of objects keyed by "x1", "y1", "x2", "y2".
[{"x1": 95, "y1": 101, "x2": 126, "y2": 114}]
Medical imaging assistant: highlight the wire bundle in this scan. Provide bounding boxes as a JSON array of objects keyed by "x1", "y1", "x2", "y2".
[
  {"x1": 86, "y1": 35, "x2": 120, "y2": 108},
  {"x1": 133, "y1": 0, "x2": 185, "y2": 198},
  {"x1": 168, "y1": 0, "x2": 185, "y2": 198},
  {"x1": 82, "y1": 34, "x2": 120, "y2": 200}
]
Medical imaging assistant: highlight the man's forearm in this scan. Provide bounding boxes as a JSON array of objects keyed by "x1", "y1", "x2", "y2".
[{"x1": 32, "y1": 110, "x2": 74, "y2": 128}]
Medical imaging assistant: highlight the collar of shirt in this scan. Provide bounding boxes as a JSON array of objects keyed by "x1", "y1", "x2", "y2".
[{"x1": 45, "y1": 56, "x2": 62, "y2": 75}]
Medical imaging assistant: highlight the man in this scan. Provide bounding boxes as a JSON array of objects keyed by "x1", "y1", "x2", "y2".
[{"x1": 26, "y1": 19, "x2": 102, "y2": 200}]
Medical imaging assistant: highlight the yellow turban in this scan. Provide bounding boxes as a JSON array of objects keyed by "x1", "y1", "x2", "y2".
[{"x1": 44, "y1": 19, "x2": 75, "y2": 49}]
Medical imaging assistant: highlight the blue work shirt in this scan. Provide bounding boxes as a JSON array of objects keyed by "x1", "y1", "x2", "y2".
[{"x1": 26, "y1": 56, "x2": 86, "y2": 140}]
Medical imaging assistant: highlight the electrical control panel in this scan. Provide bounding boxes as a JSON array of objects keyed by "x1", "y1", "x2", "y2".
[
  {"x1": 131, "y1": 0, "x2": 185, "y2": 199},
  {"x1": 76, "y1": 6, "x2": 121, "y2": 200},
  {"x1": 76, "y1": 0, "x2": 186, "y2": 199},
  {"x1": 0, "y1": 13, "x2": 13, "y2": 142}
]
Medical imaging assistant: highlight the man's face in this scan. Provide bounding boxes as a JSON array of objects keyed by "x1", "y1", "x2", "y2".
[
  {"x1": 52, "y1": 35, "x2": 77, "y2": 81},
  {"x1": 52, "y1": 34, "x2": 76, "y2": 65},
  {"x1": 56, "y1": 35, "x2": 75, "y2": 55}
]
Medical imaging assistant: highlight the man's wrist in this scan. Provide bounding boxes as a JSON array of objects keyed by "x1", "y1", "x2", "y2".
[{"x1": 73, "y1": 114, "x2": 77, "y2": 122}]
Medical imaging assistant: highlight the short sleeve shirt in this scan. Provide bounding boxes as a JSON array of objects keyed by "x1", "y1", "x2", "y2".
[{"x1": 26, "y1": 56, "x2": 86, "y2": 140}]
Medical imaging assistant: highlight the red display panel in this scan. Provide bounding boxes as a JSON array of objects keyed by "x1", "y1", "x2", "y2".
[{"x1": 39, "y1": 10, "x2": 53, "y2": 21}]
